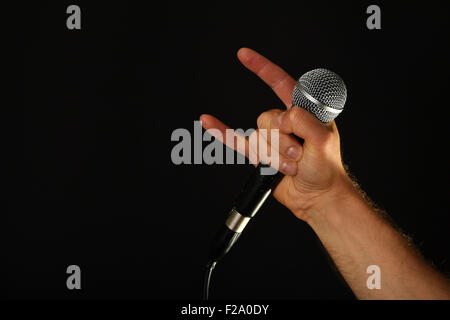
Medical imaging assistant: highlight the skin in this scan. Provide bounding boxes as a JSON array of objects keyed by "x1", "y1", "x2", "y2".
[{"x1": 200, "y1": 48, "x2": 450, "y2": 299}]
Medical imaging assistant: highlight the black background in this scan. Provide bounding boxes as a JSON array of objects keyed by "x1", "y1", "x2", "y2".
[{"x1": 12, "y1": 1, "x2": 450, "y2": 299}]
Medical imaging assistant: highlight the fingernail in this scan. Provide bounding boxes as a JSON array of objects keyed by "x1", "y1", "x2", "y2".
[
  {"x1": 272, "y1": 113, "x2": 284, "y2": 128},
  {"x1": 282, "y1": 161, "x2": 297, "y2": 176},
  {"x1": 286, "y1": 146, "x2": 300, "y2": 160}
]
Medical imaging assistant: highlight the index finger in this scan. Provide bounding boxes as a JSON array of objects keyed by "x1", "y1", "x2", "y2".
[{"x1": 237, "y1": 48, "x2": 297, "y2": 108}]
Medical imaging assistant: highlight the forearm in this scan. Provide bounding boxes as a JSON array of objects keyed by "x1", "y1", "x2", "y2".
[{"x1": 304, "y1": 176, "x2": 450, "y2": 299}]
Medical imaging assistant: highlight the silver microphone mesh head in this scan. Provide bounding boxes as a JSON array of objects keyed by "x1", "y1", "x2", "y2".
[{"x1": 292, "y1": 68, "x2": 347, "y2": 123}]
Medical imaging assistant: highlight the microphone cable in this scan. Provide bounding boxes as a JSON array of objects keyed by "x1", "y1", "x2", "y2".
[{"x1": 203, "y1": 261, "x2": 216, "y2": 300}]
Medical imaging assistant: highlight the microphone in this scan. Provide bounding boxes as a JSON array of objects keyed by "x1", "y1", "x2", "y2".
[{"x1": 207, "y1": 68, "x2": 348, "y2": 264}]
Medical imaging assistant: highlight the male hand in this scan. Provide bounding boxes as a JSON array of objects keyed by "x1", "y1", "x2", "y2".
[{"x1": 200, "y1": 48, "x2": 353, "y2": 222}]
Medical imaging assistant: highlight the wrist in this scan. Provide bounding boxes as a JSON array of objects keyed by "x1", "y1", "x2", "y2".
[{"x1": 301, "y1": 172, "x2": 365, "y2": 229}]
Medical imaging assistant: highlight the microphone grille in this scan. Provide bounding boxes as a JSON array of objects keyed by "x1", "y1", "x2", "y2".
[{"x1": 292, "y1": 68, "x2": 347, "y2": 123}]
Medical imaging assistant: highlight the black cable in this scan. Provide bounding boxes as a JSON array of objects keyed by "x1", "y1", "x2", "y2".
[{"x1": 203, "y1": 261, "x2": 217, "y2": 300}]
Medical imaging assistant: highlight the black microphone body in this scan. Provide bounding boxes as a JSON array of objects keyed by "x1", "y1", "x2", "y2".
[{"x1": 208, "y1": 163, "x2": 283, "y2": 262}]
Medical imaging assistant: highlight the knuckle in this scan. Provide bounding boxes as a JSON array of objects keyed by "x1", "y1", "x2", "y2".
[
  {"x1": 256, "y1": 113, "x2": 267, "y2": 128},
  {"x1": 288, "y1": 106, "x2": 303, "y2": 125},
  {"x1": 257, "y1": 109, "x2": 283, "y2": 128},
  {"x1": 290, "y1": 105, "x2": 301, "y2": 117}
]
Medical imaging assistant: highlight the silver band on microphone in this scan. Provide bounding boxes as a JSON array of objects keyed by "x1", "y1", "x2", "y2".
[
  {"x1": 296, "y1": 85, "x2": 343, "y2": 115},
  {"x1": 225, "y1": 208, "x2": 251, "y2": 233}
]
